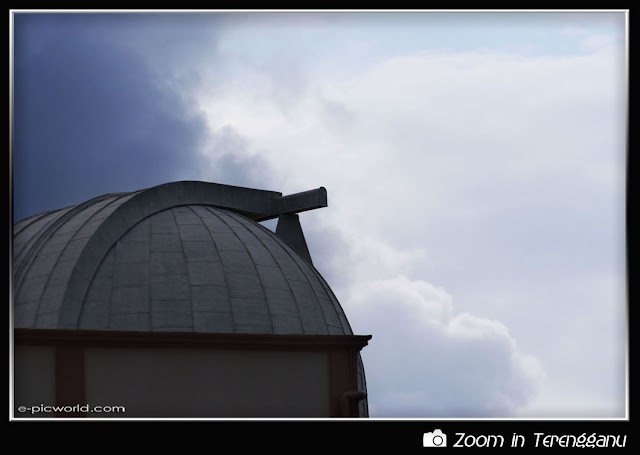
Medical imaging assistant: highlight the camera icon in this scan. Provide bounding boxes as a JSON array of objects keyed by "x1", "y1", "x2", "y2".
[{"x1": 423, "y1": 429, "x2": 447, "y2": 447}]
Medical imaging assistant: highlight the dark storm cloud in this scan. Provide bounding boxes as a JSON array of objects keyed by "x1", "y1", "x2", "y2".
[{"x1": 12, "y1": 14, "x2": 210, "y2": 222}]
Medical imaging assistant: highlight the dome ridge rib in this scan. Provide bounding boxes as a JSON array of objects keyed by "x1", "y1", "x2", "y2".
[
  {"x1": 207, "y1": 207, "x2": 274, "y2": 334},
  {"x1": 13, "y1": 208, "x2": 72, "y2": 277},
  {"x1": 33, "y1": 195, "x2": 132, "y2": 328},
  {"x1": 223, "y1": 208, "x2": 303, "y2": 334},
  {"x1": 223, "y1": 209, "x2": 348, "y2": 335},
  {"x1": 14, "y1": 192, "x2": 135, "y2": 310}
]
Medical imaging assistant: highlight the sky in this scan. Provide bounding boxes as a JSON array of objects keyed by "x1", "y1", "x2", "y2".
[{"x1": 11, "y1": 10, "x2": 628, "y2": 419}]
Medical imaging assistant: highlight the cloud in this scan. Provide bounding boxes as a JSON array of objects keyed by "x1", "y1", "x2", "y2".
[
  {"x1": 191, "y1": 19, "x2": 624, "y2": 417},
  {"x1": 12, "y1": 14, "x2": 213, "y2": 221},
  {"x1": 346, "y1": 275, "x2": 544, "y2": 417}
]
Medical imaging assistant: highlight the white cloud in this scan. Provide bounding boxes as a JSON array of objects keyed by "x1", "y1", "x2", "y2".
[
  {"x1": 188, "y1": 15, "x2": 625, "y2": 417},
  {"x1": 345, "y1": 276, "x2": 544, "y2": 417}
]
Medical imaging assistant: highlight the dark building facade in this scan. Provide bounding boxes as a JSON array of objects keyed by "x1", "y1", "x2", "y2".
[{"x1": 13, "y1": 181, "x2": 370, "y2": 418}]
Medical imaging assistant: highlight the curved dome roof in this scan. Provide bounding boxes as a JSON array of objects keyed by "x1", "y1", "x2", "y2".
[{"x1": 12, "y1": 181, "x2": 353, "y2": 336}]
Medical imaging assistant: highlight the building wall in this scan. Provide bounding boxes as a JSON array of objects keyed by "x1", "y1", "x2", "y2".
[
  {"x1": 84, "y1": 347, "x2": 330, "y2": 417},
  {"x1": 13, "y1": 345, "x2": 56, "y2": 417},
  {"x1": 14, "y1": 346, "x2": 331, "y2": 417},
  {"x1": 13, "y1": 328, "x2": 369, "y2": 418}
]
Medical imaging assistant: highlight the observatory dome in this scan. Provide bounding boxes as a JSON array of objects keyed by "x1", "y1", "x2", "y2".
[
  {"x1": 13, "y1": 181, "x2": 354, "y2": 336},
  {"x1": 13, "y1": 181, "x2": 369, "y2": 418}
]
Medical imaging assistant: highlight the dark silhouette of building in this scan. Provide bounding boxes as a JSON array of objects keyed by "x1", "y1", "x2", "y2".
[{"x1": 13, "y1": 181, "x2": 370, "y2": 418}]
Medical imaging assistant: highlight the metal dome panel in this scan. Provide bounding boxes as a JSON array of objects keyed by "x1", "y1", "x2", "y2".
[{"x1": 12, "y1": 182, "x2": 351, "y2": 335}]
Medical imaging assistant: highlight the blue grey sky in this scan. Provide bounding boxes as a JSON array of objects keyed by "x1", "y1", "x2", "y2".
[{"x1": 11, "y1": 10, "x2": 627, "y2": 418}]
